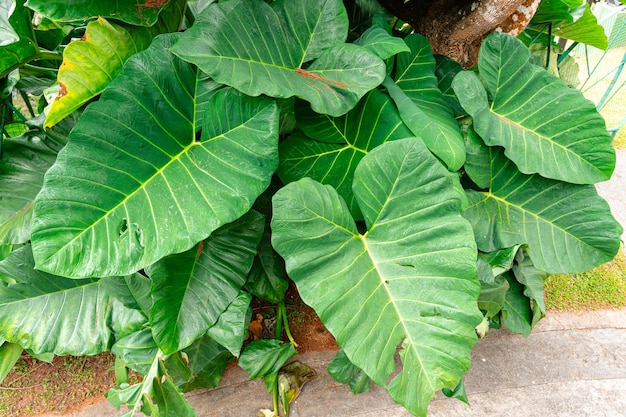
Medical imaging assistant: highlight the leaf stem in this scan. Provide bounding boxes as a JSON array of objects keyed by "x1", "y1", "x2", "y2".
[{"x1": 279, "y1": 301, "x2": 298, "y2": 348}]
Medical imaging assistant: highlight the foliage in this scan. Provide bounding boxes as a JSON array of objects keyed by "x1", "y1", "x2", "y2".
[{"x1": 0, "y1": 0, "x2": 622, "y2": 416}]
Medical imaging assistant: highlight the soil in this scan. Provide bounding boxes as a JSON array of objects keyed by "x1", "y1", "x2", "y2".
[{"x1": 0, "y1": 284, "x2": 337, "y2": 417}]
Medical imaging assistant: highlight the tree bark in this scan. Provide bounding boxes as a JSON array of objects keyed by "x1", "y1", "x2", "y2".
[{"x1": 377, "y1": 0, "x2": 541, "y2": 67}]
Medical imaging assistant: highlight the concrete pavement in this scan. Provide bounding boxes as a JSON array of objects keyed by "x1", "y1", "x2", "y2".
[{"x1": 39, "y1": 308, "x2": 626, "y2": 417}]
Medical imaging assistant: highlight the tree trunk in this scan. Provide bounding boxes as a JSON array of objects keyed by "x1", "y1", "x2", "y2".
[{"x1": 377, "y1": 0, "x2": 541, "y2": 67}]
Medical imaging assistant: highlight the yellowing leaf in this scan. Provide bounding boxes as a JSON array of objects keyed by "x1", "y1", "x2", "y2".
[{"x1": 45, "y1": 0, "x2": 185, "y2": 128}]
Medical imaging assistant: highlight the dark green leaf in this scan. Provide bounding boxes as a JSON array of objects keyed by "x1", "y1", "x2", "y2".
[
  {"x1": 182, "y1": 334, "x2": 233, "y2": 391},
  {"x1": 278, "y1": 89, "x2": 413, "y2": 219},
  {"x1": 434, "y1": 55, "x2": 466, "y2": 117},
  {"x1": 0, "y1": 0, "x2": 37, "y2": 77},
  {"x1": 501, "y1": 273, "x2": 533, "y2": 336},
  {"x1": 477, "y1": 276, "x2": 509, "y2": 318},
  {"x1": 111, "y1": 328, "x2": 158, "y2": 375},
  {"x1": 146, "y1": 210, "x2": 263, "y2": 354},
  {"x1": 238, "y1": 339, "x2": 296, "y2": 380},
  {"x1": 244, "y1": 225, "x2": 289, "y2": 304},
  {"x1": 328, "y1": 350, "x2": 371, "y2": 394}
]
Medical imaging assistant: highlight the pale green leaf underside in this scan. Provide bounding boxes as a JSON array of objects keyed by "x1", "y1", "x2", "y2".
[
  {"x1": 170, "y1": 0, "x2": 385, "y2": 117},
  {"x1": 387, "y1": 34, "x2": 465, "y2": 171},
  {"x1": 31, "y1": 35, "x2": 279, "y2": 278},
  {"x1": 454, "y1": 32, "x2": 614, "y2": 184},
  {"x1": 278, "y1": 89, "x2": 413, "y2": 219},
  {"x1": 147, "y1": 210, "x2": 263, "y2": 354},
  {"x1": 272, "y1": 139, "x2": 481, "y2": 416},
  {"x1": 463, "y1": 147, "x2": 622, "y2": 274},
  {"x1": 45, "y1": 1, "x2": 185, "y2": 128}
]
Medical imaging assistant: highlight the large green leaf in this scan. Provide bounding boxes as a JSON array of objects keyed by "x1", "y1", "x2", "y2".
[
  {"x1": 453, "y1": 32, "x2": 615, "y2": 184},
  {"x1": 0, "y1": 0, "x2": 37, "y2": 77},
  {"x1": 45, "y1": 0, "x2": 185, "y2": 128},
  {"x1": 463, "y1": 146, "x2": 622, "y2": 274},
  {"x1": 25, "y1": 0, "x2": 175, "y2": 26},
  {"x1": 0, "y1": 130, "x2": 65, "y2": 245},
  {"x1": 384, "y1": 34, "x2": 465, "y2": 171},
  {"x1": 278, "y1": 89, "x2": 412, "y2": 219},
  {"x1": 171, "y1": 0, "x2": 386, "y2": 117},
  {"x1": 146, "y1": 210, "x2": 263, "y2": 354},
  {"x1": 272, "y1": 138, "x2": 482, "y2": 416},
  {"x1": 31, "y1": 34, "x2": 279, "y2": 278},
  {"x1": 0, "y1": 246, "x2": 144, "y2": 355}
]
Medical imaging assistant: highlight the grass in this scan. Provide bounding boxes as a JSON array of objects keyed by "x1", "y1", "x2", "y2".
[{"x1": 545, "y1": 249, "x2": 626, "y2": 311}]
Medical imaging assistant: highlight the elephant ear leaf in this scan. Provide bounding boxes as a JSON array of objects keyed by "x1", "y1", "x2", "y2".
[
  {"x1": 272, "y1": 138, "x2": 482, "y2": 416},
  {"x1": 31, "y1": 34, "x2": 279, "y2": 278},
  {"x1": 463, "y1": 146, "x2": 622, "y2": 274},
  {"x1": 170, "y1": 0, "x2": 385, "y2": 117},
  {"x1": 453, "y1": 32, "x2": 614, "y2": 184}
]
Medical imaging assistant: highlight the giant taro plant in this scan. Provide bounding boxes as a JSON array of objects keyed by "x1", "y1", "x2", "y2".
[{"x1": 0, "y1": 0, "x2": 622, "y2": 416}]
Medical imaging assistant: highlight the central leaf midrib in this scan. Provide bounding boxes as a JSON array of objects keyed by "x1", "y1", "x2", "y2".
[
  {"x1": 493, "y1": 112, "x2": 598, "y2": 173},
  {"x1": 360, "y1": 236, "x2": 437, "y2": 393},
  {"x1": 484, "y1": 192, "x2": 592, "y2": 248}
]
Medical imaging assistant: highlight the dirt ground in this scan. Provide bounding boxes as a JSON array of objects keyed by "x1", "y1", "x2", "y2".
[{"x1": 0, "y1": 286, "x2": 337, "y2": 417}]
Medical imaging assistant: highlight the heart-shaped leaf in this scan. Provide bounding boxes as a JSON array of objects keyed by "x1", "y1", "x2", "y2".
[
  {"x1": 45, "y1": 0, "x2": 185, "y2": 128},
  {"x1": 25, "y1": 0, "x2": 175, "y2": 26},
  {"x1": 31, "y1": 34, "x2": 279, "y2": 278},
  {"x1": 171, "y1": 0, "x2": 385, "y2": 117},
  {"x1": 272, "y1": 138, "x2": 481, "y2": 416},
  {"x1": 463, "y1": 146, "x2": 622, "y2": 273},
  {"x1": 453, "y1": 32, "x2": 615, "y2": 184},
  {"x1": 146, "y1": 210, "x2": 263, "y2": 354},
  {"x1": 384, "y1": 34, "x2": 465, "y2": 170},
  {"x1": 278, "y1": 89, "x2": 413, "y2": 219}
]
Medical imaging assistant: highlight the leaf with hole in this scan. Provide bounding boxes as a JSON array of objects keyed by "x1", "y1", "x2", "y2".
[
  {"x1": 272, "y1": 138, "x2": 482, "y2": 416},
  {"x1": 31, "y1": 34, "x2": 279, "y2": 278}
]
